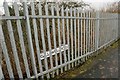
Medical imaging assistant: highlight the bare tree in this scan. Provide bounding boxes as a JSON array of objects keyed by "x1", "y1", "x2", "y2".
[{"x1": 101, "y1": 2, "x2": 119, "y2": 13}]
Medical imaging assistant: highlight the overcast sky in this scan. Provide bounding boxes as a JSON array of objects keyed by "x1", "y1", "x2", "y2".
[
  {"x1": 0, "y1": 0, "x2": 119, "y2": 14},
  {"x1": 84, "y1": 0, "x2": 119, "y2": 10}
]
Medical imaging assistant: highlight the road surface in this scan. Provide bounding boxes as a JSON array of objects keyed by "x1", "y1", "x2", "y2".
[
  {"x1": 55, "y1": 40, "x2": 119, "y2": 79},
  {"x1": 73, "y1": 41, "x2": 119, "y2": 78}
]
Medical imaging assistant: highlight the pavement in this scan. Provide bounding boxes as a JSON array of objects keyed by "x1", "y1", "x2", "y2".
[
  {"x1": 73, "y1": 41, "x2": 119, "y2": 78},
  {"x1": 55, "y1": 40, "x2": 119, "y2": 79}
]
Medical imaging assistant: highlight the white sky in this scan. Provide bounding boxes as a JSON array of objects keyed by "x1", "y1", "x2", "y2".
[
  {"x1": 0, "y1": 0, "x2": 119, "y2": 14},
  {"x1": 84, "y1": 0, "x2": 119, "y2": 10}
]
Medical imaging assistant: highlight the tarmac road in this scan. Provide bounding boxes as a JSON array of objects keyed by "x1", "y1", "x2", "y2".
[{"x1": 74, "y1": 43, "x2": 119, "y2": 78}]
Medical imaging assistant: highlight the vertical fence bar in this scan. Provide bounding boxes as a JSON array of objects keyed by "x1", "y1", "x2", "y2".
[
  {"x1": 85, "y1": 11, "x2": 88, "y2": 60},
  {"x1": 23, "y1": 2, "x2": 38, "y2": 78},
  {"x1": 114, "y1": 14, "x2": 117, "y2": 40},
  {"x1": 30, "y1": 2, "x2": 44, "y2": 78},
  {"x1": 83, "y1": 11, "x2": 85, "y2": 54},
  {"x1": 61, "y1": 5, "x2": 67, "y2": 71},
  {"x1": 0, "y1": 63, "x2": 4, "y2": 80},
  {"x1": 95, "y1": 11, "x2": 100, "y2": 50},
  {"x1": 77, "y1": 9, "x2": 80, "y2": 64},
  {"x1": 105, "y1": 14, "x2": 107, "y2": 45},
  {"x1": 111, "y1": 14, "x2": 113, "y2": 41},
  {"x1": 112, "y1": 14, "x2": 114, "y2": 40},
  {"x1": 101, "y1": 15, "x2": 105, "y2": 45},
  {"x1": 86, "y1": 11, "x2": 88, "y2": 55},
  {"x1": 92, "y1": 12, "x2": 95, "y2": 51},
  {"x1": 51, "y1": 5, "x2": 59, "y2": 76},
  {"x1": 116, "y1": 14, "x2": 118, "y2": 39},
  {"x1": 88, "y1": 11, "x2": 90, "y2": 52},
  {"x1": 45, "y1": 4, "x2": 54, "y2": 77},
  {"x1": 0, "y1": 21, "x2": 4, "y2": 79},
  {"x1": 0, "y1": 20, "x2": 14, "y2": 78},
  {"x1": 88, "y1": 11, "x2": 91, "y2": 52},
  {"x1": 0, "y1": 58, "x2": 4, "y2": 80},
  {"x1": 3, "y1": 2, "x2": 23, "y2": 78},
  {"x1": 70, "y1": 8, "x2": 74, "y2": 67},
  {"x1": 104, "y1": 13, "x2": 106, "y2": 44},
  {"x1": 56, "y1": 5, "x2": 63, "y2": 73},
  {"x1": 74, "y1": 8, "x2": 77, "y2": 66},
  {"x1": 90, "y1": 12, "x2": 93, "y2": 52},
  {"x1": 106, "y1": 14, "x2": 108, "y2": 44},
  {"x1": 90, "y1": 12, "x2": 96, "y2": 51},
  {"x1": 13, "y1": 2, "x2": 31, "y2": 78},
  {"x1": 83, "y1": 11, "x2": 86, "y2": 62},
  {"x1": 66, "y1": 7, "x2": 71, "y2": 70},
  {"x1": 38, "y1": 2, "x2": 50, "y2": 78},
  {"x1": 80, "y1": 11, "x2": 83, "y2": 59},
  {"x1": 0, "y1": 38, "x2": 1, "y2": 65}
]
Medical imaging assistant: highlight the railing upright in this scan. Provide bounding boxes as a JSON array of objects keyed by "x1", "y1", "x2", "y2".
[
  {"x1": 23, "y1": 2, "x2": 38, "y2": 78},
  {"x1": 51, "y1": 4, "x2": 59, "y2": 76},
  {"x1": 66, "y1": 7, "x2": 71, "y2": 69},
  {"x1": 61, "y1": 5, "x2": 67, "y2": 71},
  {"x1": 45, "y1": 3, "x2": 54, "y2": 77},
  {"x1": 38, "y1": 2, "x2": 50, "y2": 78},
  {"x1": 77, "y1": 9, "x2": 80, "y2": 64},
  {"x1": 74, "y1": 8, "x2": 77, "y2": 66},
  {"x1": 0, "y1": 21, "x2": 4, "y2": 79},
  {"x1": 56, "y1": 5, "x2": 63, "y2": 73},
  {"x1": 0, "y1": 63, "x2": 4, "y2": 80},
  {"x1": 95, "y1": 11, "x2": 100, "y2": 50},
  {"x1": 70, "y1": 8, "x2": 74, "y2": 68}
]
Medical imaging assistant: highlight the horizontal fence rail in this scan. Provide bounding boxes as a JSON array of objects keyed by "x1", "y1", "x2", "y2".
[
  {"x1": 0, "y1": 16, "x2": 118, "y2": 20},
  {"x1": 0, "y1": 2, "x2": 119, "y2": 79}
]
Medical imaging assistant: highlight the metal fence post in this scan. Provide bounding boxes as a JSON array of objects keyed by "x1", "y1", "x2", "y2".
[
  {"x1": 0, "y1": 64, "x2": 4, "y2": 80},
  {"x1": 95, "y1": 11, "x2": 100, "y2": 50},
  {"x1": 23, "y1": 2, "x2": 38, "y2": 78},
  {"x1": 0, "y1": 20, "x2": 4, "y2": 80}
]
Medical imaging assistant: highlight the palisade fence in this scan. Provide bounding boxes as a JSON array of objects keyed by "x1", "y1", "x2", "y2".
[{"x1": 0, "y1": 1, "x2": 118, "y2": 79}]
